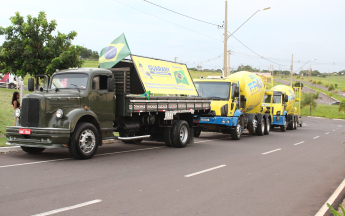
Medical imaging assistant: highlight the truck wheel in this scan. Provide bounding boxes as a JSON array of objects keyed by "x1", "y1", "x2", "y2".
[
  {"x1": 264, "y1": 118, "x2": 270, "y2": 135},
  {"x1": 293, "y1": 117, "x2": 297, "y2": 130},
  {"x1": 164, "y1": 127, "x2": 174, "y2": 147},
  {"x1": 288, "y1": 117, "x2": 294, "y2": 130},
  {"x1": 256, "y1": 118, "x2": 265, "y2": 136},
  {"x1": 171, "y1": 120, "x2": 190, "y2": 148},
  {"x1": 9, "y1": 83, "x2": 15, "y2": 89},
  {"x1": 21, "y1": 146, "x2": 45, "y2": 154},
  {"x1": 69, "y1": 122, "x2": 99, "y2": 159},
  {"x1": 194, "y1": 130, "x2": 201, "y2": 137},
  {"x1": 231, "y1": 121, "x2": 241, "y2": 140},
  {"x1": 281, "y1": 117, "x2": 287, "y2": 132}
]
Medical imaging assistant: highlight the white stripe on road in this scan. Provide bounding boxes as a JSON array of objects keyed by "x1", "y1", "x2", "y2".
[
  {"x1": 333, "y1": 130, "x2": 335, "y2": 131},
  {"x1": 95, "y1": 146, "x2": 165, "y2": 156},
  {"x1": 32, "y1": 199, "x2": 102, "y2": 216},
  {"x1": 294, "y1": 141, "x2": 305, "y2": 146},
  {"x1": 262, "y1": 148, "x2": 281, "y2": 155},
  {"x1": 313, "y1": 136, "x2": 320, "y2": 139},
  {"x1": 315, "y1": 178, "x2": 345, "y2": 216},
  {"x1": 325, "y1": 132, "x2": 329, "y2": 134},
  {"x1": 195, "y1": 139, "x2": 217, "y2": 143},
  {"x1": 185, "y1": 165, "x2": 226, "y2": 177},
  {"x1": 0, "y1": 158, "x2": 72, "y2": 168},
  {"x1": 0, "y1": 147, "x2": 165, "y2": 169}
]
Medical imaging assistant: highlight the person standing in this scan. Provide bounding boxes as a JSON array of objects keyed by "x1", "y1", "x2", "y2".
[{"x1": 12, "y1": 91, "x2": 21, "y2": 126}]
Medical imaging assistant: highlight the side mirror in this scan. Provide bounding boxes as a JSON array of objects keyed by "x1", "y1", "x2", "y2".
[
  {"x1": 28, "y1": 78, "x2": 35, "y2": 91},
  {"x1": 234, "y1": 87, "x2": 240, "y2": 98},
  {"x1": 107, "y1": 78, "x2": 115, "y2": 93},
  {"x1": 284, "y1": 96, "x2": 289, "y2": 103}
]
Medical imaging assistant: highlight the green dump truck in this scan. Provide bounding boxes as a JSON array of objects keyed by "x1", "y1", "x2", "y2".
[{"x1": 6, "y1": 56, "x2": 210, "y2": 159}]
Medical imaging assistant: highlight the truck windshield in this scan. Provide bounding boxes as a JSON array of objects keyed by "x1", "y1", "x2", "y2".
[
  {"x1": 273, "y1": 95, "x2": 281, "y2": 103},
  {"x1": 50, "y1": 74, "x2": 88, "y2": 90},
  {"x1": 263, "y1": 95, "x2": 271, "y2": 103},
  {"x1": 194, "y1": 82, "x2": 230, "y2": 100}
]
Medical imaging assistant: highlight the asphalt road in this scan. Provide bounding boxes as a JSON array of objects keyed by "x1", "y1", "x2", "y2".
[{"x1": 0, "y1": 117, "x2": 344, "y2": 216}]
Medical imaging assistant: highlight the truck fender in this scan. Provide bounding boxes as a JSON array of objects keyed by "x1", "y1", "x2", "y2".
[
  {"x1": 66, "y1": 108, "x2": 100, "y2": 133},
  {"x1": 283, "y1": 111, "x2": 288, "y2": 116},
  {"x1": 233, "y1": 110, "x2": 243, "y2": 117}
]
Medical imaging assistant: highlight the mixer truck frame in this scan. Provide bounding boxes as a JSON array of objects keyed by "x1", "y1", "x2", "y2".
[
  {"x1": 6, "y1": 56, "x2": 211, "y2": 159},
  {"x1": 262, "y1": 86, "x2": 302, "y2": 131},
  {"x1": 193, "y1": 72, "x2": 273, "y2": 140}
]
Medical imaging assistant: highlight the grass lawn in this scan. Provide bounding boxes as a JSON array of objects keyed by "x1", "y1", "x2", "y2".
[{"x1": 301, "y1": 104, "x2": 345, "y2": 119}]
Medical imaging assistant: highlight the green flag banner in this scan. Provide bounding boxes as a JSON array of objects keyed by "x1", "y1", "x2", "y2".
[
  {"x1": 141, "y1": 91, "x2": 151, "y2": 100},
  {"x1": 99, "y1": 34, "x2": 131, "y2": 68},
  {"x1": 174, "y1": 70, "x2": 189, "y2": 85}
]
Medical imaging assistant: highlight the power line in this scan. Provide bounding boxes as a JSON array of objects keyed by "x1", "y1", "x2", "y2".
[
  {"x1": 143, "y1": 0, "x2": 222, "y2": 27},
  {"x1": 113, "y1": 0, "x2": 222, "y2": 42}
]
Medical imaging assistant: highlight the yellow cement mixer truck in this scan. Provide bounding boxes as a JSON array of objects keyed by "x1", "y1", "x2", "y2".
[
  {"x1": 262, "y1": 85, "x2": 302, "y2": 132},
  {"x1": 193, "y1": 71, "x2": 273, "y2": 140}
]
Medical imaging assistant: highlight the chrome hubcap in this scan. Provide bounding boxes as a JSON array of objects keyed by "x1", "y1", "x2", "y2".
[
  {"x1": 267, "y1": 121, "x2": 270, "y2": 131},
  {"x1": 180, "y1": 126, "x2": 188, "y2": 143},
  {"x1": 79, "y1": 129, "x2": 96, "y2": 154},
  {"x1": 237, "y1": 124, "x2": 241, "y2": 137},
  {"x1": 253, "y1": 119, "x2": 257, "y2": 130},
  {"x1": 261, "y1": 120, "x2": 265, "y2": 133}
]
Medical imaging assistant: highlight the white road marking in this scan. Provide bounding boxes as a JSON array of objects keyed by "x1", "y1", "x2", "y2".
[
  {"x1": 333, "y1": 130, "x2": 335, "y2": 131},
  {"x1": 95, "y1": 146, "x2": 165, "y2": 156},
  {"x1": 0, "y1": 147, "x2": 165, "y2": 169},
  {"x1": 315, "y1": 178, "x2": 345, "y2": 216},
  {"x1": 262, "y1": 148, "x2": 281, "y2": 155},
  {"x1": 325, "y1": 132, "x2": 329, "y2": 134},
  {"x1": 195, "y1": 139, "x2": 217, "y2": 143},
  {"x1": 294, "y1": 141, "x2": 305, "y2": 146},
  {"x1": 185, "y1": 165, "x2": 226, "y2": 177},
  {"x1": 313, "y1": 136, "x2": 320, "y2": 139},
  {"x1": 32, "y1": 199, "x2": 102, "y2": 216}
]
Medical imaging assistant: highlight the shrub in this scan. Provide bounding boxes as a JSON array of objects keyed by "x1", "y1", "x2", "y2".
[
  {"x1": 296, "y1": 75, "x2": 300, "y2": 79},
  {"x1": 312, "y1": 81, "x2": 316, "y2": 84},
  {"x1": 334, "y1": 89, "x2": 339, "y2": 93},
  {"x1": 328, "y1": 84, "x2": 335, "y2": 91},
  {"x1": 317, "y1": 80, "x2": 322, "y2": 85},
  {"x1": 335, "y1": 84, "x2": 338, "y2": 88},
  {"x1": 309, "y1": 79, "x2": 313, "y2": 82},
  {"x1": 293, "y1": 81, "x2": 303, "y2": 88},
  {"x1": 325, "y1": 84, "x2": 329, "y2": 88},
  {"x1": 301, "y1": 77, "x2": 304, "y2": 80},
  {"x1": 342, "y1": 88, "x2": 345, "y2": 92}
]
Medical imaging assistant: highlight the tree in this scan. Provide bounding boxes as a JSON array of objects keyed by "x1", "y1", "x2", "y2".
[
  {"x1": 293, "y1": 81, "x2": 304, "y2": 89},
  {"x1": 327, "y1": 91, "x2": 333, "y2": 103},
  {"x1": 0, "y1": 11, "x2": 83, "y2": 77},
  {"x1": 80, "y1": 47, "x2": 92, "y2": 58},
  {"x1": 328, "y1": 84, "x2": 335, "y2": 92},
  {"x1": 339, "y1": 100, "x2": 345, "y2": 113},
  {"x1": 335, "y1": 83, "x2": 338, "y2": 89},
  {"x1": 301, "y1": 92, "x2": 318, "y2": 115},
  {"x1": 90, "y1": 51, "x2": 99, "y2": 59}
]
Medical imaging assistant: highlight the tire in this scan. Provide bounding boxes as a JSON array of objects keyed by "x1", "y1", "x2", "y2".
[
  {"x1": 248, "y1": 117, "x2": 257, "y2": 135},
  {"x1": 194, "y1": 130, "x2": 201, "y2": 137},
  {"x1": 264, "y1": 118, "x2": 270, "y2": 135},
  {"x1": 288, "y1": 117, "x2": 294, "y2": 130},
  {"x1": 9, "y1": 83, "x2": 15, "y2": 89},
  {"x1": 256, "y1": 118, "x2": 265, "y2": 136},
  {"x1": 280, "y1": 117, "x2": 287, "y2": 132},
  {"x1": 171, "y1": 120, "x2": 190, "y2": 148},
  {"x1": 164, "y1": 127, "x2": 174, "y2": 147},
  {"x1": 293, "y1": 117, "x2": 297, "y2": 130},
  {"x1": 21, "y1": 146, "x2": 45, "y2": 154},
  {"x1": 69, "y1": 122, "x2": 99, "y2": 159},
  {"x1": 231, "y1": 121, "x2": 241, "y2": 140}
]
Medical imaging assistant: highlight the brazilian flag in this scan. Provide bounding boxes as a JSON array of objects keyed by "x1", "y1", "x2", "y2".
[
  {"x1": 141, "y1": 91, "x2": 150, "y2": 100},
  {"x1": 99, "y1": 34, "x2": 131, "y2": 68},
  {"x1": 174, "y1": 70, "x2": 189, "y2": 85}
]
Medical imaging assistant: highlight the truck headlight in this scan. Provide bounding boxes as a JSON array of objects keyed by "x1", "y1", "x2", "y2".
[
  {"x1": 14, "y1": 108, "x2": 21, "y2": 118},
  {"x1": 56, "y1": 109, "x2": 63, "y2": 118},
  {"x1": 277, "y1": 111, "x2": 281, "y2": 116}
]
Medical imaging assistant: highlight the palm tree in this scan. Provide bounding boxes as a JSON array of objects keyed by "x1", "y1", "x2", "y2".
[
  {"x1": 339, "y1": 100, "x2": 345, "y2": 114},
  {"x1": 301, "y1": 93, "x2": 317, "y2": 115}
]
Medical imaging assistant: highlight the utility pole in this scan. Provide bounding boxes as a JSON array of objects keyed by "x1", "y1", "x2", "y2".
[
  {"x1": 227, "y1": 50, "x2": 230, "y2": 76},
  {"x1": 290, "y1": 54, "x2": 293, "y2": 86},
  {"x1": 174, "y1": 57, "x2": 177, "y2": 62},
  {"x1": 223, "y1": 1, "x2": 228, "y2": 77},
  {"x1": 308, "y1": 66, "x2": 311, "y2": 93}
]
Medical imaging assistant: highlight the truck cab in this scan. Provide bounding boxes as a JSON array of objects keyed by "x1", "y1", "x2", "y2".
[{"x1": 6, "y1": 57, "x2": 211, "y2": 159}]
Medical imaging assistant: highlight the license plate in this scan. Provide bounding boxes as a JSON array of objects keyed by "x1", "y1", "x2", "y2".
[
  {"x1": 19, "y1": 129, "x2": 31, "y2": 135},
  {"x1": 200, "y1": 118, "x2": 210, "y2": 122}
]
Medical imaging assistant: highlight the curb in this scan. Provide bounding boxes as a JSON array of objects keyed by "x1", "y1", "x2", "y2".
[{"x1": 0, "y1": 146, "x2": 21, "y2": 153}]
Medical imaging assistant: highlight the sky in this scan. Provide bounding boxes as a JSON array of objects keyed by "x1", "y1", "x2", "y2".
[{"x1": 0, "y1": 0, "x2": 344, "y2": 73}]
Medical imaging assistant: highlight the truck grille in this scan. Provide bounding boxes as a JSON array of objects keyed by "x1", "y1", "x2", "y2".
[{"x1": 21, "y1": 98, "x2": 40, "y2": 127}]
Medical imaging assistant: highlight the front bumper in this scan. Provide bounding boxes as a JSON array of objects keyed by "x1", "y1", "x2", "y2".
[
  {"x1": 272, "y1": 115, "x2": 284, "y2": 126},
  {"x1": 6, "y1": 126, "x2": 71, "y2": 148},
  {"x1": 198, "y1": 116, "x2": 238, "y2": 127}
]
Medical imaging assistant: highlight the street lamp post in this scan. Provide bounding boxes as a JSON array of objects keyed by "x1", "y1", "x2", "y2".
[{"x1": 222, "y1": 3, "x2": 270, "y2": 77}]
